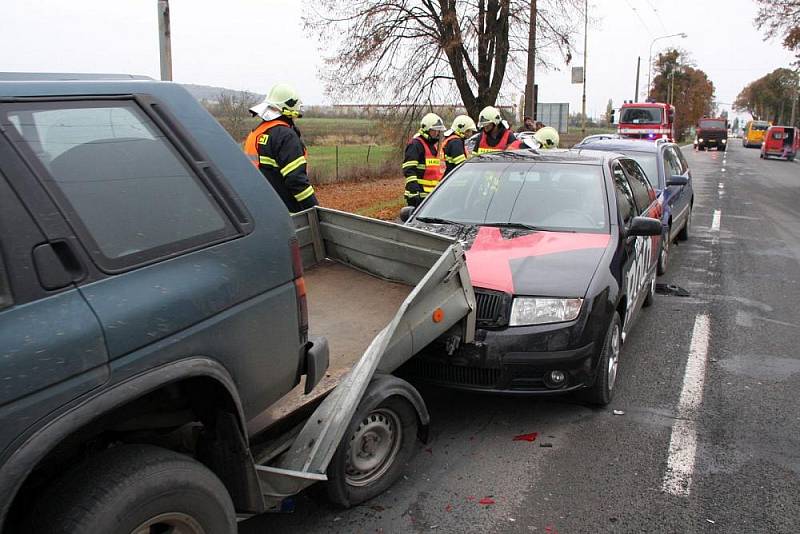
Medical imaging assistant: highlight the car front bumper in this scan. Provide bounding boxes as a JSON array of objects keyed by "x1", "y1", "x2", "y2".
[{"x1": 399, "y1": 321, "x2": 602, "y2": 394}]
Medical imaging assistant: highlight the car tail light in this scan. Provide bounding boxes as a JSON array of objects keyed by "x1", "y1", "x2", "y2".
[{"x1": 290, "y1": 238, "x2": 308, "y2": 343}]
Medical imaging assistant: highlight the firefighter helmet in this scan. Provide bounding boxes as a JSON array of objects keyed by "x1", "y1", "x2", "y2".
[
  {"x1": 533, "y1": 126, "x2": 560, "y2": 149},
  {"x1": 477, "y1": 106, "x2": 502, "y2": 128},
  {"x1": 451, "y1": 115, "x2": 477, "y2": 136},
  {"x1": 249, "y1": 83, "x2": 304, "y2": 120},
  {"x1": 420, "y1": 113, "x2": 447, "y2": 132}
]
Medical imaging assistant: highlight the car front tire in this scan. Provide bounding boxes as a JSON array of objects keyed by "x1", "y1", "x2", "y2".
[{"x1": 583, "y1": 312, "x2": 622, "y2": 406}]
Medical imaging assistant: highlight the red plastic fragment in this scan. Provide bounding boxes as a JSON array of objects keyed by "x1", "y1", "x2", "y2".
[
  {"x1": 479, "y1": 497, "x2": 495, "y2": 505},
  {"x1": 513, "y1": 432, "x2": 539, "y2": 442},
  {"x1": 445, "y1": 504, "x2": 453, "y2": 512}
]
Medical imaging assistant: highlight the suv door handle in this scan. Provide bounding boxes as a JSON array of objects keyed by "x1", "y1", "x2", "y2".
[{"x1": 32, "y1": 240, "x2": 86, "y2": 290}]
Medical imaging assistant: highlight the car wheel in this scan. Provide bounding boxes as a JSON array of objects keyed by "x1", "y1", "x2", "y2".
[
  {"x1": 582, "y1": 312, "x2": 622, "y2": 406},
  {"x1": 30, "y1": 444, "x2": 236, "y2": 534},
  {"x1": 657, "y1": 229, "x2": 670, "y2": 275},
  {"x1": 643, "y1": 273, "x2": 656, "y2": 308},
  {"x1": 326, "y1": 395, "x2": 418, "y2": 507},
  {"x1": 677, "y1": 205, "x2": 691, "y2": 241}
]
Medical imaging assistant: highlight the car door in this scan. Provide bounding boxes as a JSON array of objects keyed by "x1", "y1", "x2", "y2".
[
  {"x1": 618, "y1": 159, "x2": 659, "y2": 323},
  {"x1": 610, "y1": 161, "x2": 642, "y2": 330},
  {"x1": 663, "y1": 146, "x2": 690, "y2": 239},
  {"x1": 0, "y1": 155, "x2": 108, "y2": 456}
]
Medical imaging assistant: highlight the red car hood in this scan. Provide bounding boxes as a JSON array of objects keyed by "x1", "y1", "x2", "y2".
[{"x1": 465, "y1": 226, "x2": 611, "y2": 296}]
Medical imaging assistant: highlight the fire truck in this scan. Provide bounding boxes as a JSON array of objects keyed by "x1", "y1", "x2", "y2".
[{"x1": 617, "y1": 101, "x2": 676, "y2": 142}]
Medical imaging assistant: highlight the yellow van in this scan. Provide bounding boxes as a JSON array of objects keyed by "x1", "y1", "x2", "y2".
[{"x1": 743, "y1": 120, "x2": 771, "y2": 148}]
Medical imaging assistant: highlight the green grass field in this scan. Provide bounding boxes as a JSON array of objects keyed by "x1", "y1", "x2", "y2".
[
  {"x1": 306, "y1": 144, "x2": 398, "y2": 182},
  {"x1": 297, "y1": 117, "x2": 385, "y2": 145}
]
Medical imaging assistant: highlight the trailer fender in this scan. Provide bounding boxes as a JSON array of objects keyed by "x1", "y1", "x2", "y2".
[{"x1": 365, "y1": 374, "x2": 430, "y2": 443}]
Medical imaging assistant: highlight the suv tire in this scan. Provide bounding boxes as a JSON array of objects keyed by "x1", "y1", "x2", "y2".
[{"x1": 30, "y1": 444, "x2": 236, "y2": 534}]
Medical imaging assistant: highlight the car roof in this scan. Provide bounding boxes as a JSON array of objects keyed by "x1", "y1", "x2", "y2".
[
  {"x1": 573, "y1": 138, "x2": 667, "y2": 154},
  {"x1": 0, "y1": 72, "x2": 152, "y2": 82},
  {"x1": 465, "y1": 148, "x2": 618, "y2": 166}
]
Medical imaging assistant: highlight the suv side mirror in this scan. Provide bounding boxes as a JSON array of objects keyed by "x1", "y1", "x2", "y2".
[
  {"x1": 399, "y1": 206, "x2": 415, "y2": 223},
  {"x1": 666, "y1": 175, "x2": 688, "y2": 187},
  {"x1": 627, "y1": 216, "x2": 662, "y2": 237}
]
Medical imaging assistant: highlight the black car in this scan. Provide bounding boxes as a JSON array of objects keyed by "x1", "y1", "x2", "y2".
[
  {"x1": 573, "y1": 138, "x2": 694, "y2": 275},
  {"x1": 398, "y1": 149, "x2": 662, "y2": 405}
]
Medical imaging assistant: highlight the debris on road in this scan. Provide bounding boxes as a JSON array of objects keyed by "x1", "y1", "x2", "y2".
[
  {"x1": 613, "y1": 409, "x2": 625, "y2": 416},
  {"x1": 479, "y1": 497, "x2": 496, "y2": 505},
  {"x1": 656, "y1": 283, "x2": 691, "y2": 297},
  {"x1": 540, "y1": 442, "x2": 554, "y2": 448},
  {"x1": 513, "y1": 432, "x2": 539, "y2": 442},
  {"x1": 706, "y1": 519, "x2": 716, "y2": 524}
]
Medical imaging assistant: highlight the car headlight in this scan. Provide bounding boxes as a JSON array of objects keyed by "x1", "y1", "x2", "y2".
[
  {"x1": 721, "y1": 138, "x2": 727, "y2": 143},
  {"x1": 509, "y1": 297, "x2": 583, "y2": 326},
  {"x1": 698, "y1": 138, "x2": 704, "y2": 143}
]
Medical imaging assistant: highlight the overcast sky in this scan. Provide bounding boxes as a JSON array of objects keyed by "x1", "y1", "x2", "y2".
[{"x1": 4, "y1": 0, "x2": 796, "y2": 122}]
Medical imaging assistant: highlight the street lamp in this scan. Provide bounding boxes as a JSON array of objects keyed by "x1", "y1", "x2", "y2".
[{"x1": 647, "y1": 32, "x2": 687, "y2": 99}]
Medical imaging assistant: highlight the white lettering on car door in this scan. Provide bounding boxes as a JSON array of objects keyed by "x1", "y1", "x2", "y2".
[{"x1": 624, "y1": 234, "x2": 652, "y2": 324}]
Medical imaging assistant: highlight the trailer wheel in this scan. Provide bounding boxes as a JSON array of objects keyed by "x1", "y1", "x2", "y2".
[
  {"x1": 29, "y1": 444, "x2": 235, "y2": 534},
  {"x1": 326, "y1": 395, "x2": 418, "y2": 507}
]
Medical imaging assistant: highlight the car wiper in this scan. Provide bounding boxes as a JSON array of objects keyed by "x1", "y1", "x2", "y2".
[
  {"x1": 482, "y1": 221, "x2": 542, "y2": 231},
  {"x1": 415, "y1": 216, "x2": 462, "y2": 225}
]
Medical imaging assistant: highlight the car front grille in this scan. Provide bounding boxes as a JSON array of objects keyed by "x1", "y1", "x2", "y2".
[
  {"x1": 403, "y1": 358, "x2": 503, "y2": 388},
  {"x1": 475, "y1": 289, "x2": 511, "y2": 327}
]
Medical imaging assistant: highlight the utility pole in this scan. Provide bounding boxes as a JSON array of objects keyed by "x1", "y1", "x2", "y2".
[
  {"x1": 791, "y1": 69, "x2": 799, "y2": 127},
  {"x1": 581, "y1": 0, "x2": 588, "y2": 136},
  {"x1": 634, "y1": 56, "x2": 640, "y2": 102},
  {"x1": 524, "y1": 0, "x2": 538, "y2": 121},
  {"x1": 157, "y1": 0, "x2": 173, "y2": 81}
]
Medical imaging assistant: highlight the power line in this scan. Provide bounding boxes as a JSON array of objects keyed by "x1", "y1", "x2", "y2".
[
  {"x1": 643, "y1": 0, "x2": 669, "y2": 34},
  {"x1": 622, "y1": 0, "x2": 653, "y2": 36}
]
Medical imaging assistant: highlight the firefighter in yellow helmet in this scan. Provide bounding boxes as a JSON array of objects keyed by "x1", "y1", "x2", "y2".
[
  {"x1": 403, "y1": 113, "x2": 446, "y2": 207},
  {"x1": 474, "y1": 105, "x2": 518, "y2": 154},
  {"x1": 533, "y1": 126, "x2": 560, "y2": 149},
  {"x1": 440, "y1": 115, "x2": 477, "y2": 177},
  {"x1": 244, "y1": 83, "x2": 318, "y2": 213}
]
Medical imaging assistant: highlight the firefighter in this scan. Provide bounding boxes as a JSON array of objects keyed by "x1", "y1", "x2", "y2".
[
  {"x1": 533, "y1": 126, "x2": 560, "y2": 149},
  {"x1": 441, "y1": 115, "x2": 477, "y2": 177},
  {"x1": 403, "y1": 113, "x2": 446, "y2": 207},
  {"x1": 244, "y1": 83, "x2": 318, "y2": 213},
  {"x1": 474, "y1": 106, "x2": 518, "y2": 154}
]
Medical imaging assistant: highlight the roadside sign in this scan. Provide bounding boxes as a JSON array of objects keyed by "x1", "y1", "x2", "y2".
[
  {"x1": 571, "y1": 67, "x2": 584, "y2": 84},
  {"x1": 536, "y1": 103, "x2": 569, "y2": 134}
]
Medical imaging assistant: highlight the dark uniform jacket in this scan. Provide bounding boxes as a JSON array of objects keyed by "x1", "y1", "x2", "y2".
[
  {"x1": 402, "y1": 132, "x2": 439, "y2": 206},
  {"x1": 251, "y1": 118, "x2": 318, "y2": 213},
  {"x1": 442, "y1": 135, "x2": 468, "y2": 177}
]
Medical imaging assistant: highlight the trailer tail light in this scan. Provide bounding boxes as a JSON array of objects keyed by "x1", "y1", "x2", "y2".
[{"x1": 290, "y1": 238, "x2": 309, "y2": 343}]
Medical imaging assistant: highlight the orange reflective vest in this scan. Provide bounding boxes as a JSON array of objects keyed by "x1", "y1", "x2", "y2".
[
  {"x1": 244, "y1": 120, "x2": 310, "y2": 171},
  {"x1": 413, "y1": 135, "x2": 443, "y2": 194},
  {"x1": 476, "y1": 128, "x2": 513, "y2": 154}
]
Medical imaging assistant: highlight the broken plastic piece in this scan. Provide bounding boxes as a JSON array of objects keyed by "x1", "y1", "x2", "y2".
[
  {"x1": 513, "y1": 432, "x2": 539, "y2": 442},
  {"x1": 479, "y1": 497, "x2": 495, "y2": 505},
  {"x1": 613, "y1": 409, "x2": 625, "y2": 416},
  {"x1": 655, "y1": 283, "x2": 691, "y2": 297}
]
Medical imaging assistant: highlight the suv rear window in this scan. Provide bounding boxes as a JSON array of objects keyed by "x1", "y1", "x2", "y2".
[{"x1": 2, "y1": 101, "x2": 236, "y2": 271}]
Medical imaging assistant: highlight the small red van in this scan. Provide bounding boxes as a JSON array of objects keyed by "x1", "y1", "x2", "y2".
[{"x1": 761, "y1": 126, "x2": 798, "y2": 161}]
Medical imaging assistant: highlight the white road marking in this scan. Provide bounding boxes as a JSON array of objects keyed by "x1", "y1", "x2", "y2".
[
  {"x1": 662, "y1": 314, "x2": 711, "y2": 497},
  {"x1": 711, "y1": 209, "x2": 721, "y2": 232},
  {"x1": 718, "y1": 183, "x2": 724, "y2": 189}
]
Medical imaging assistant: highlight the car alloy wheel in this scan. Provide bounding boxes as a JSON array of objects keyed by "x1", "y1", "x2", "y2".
[{"x1": 607, "y1": 323, "x2": 621, "y2": 391}]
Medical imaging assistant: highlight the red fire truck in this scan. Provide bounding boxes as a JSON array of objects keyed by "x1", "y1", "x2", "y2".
[{"x1": 617, "y1": 102, "x2": 676, "y2": 141}]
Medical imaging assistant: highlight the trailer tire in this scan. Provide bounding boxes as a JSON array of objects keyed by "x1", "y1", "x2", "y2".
[
  {"x1": 29, "y1": 444, "x2": 236, "y2": 534},
  {"x1": 326, "y1": 395, "x2": 418, "y2": 508}
]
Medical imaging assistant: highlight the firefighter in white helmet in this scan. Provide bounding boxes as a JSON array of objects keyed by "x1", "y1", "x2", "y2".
[
  {"x1": 474, "y1": 106, "x2": 519, "y2": 154},
  {"x1": 244, "y1": 83, "x2": 317, "y2": 212},
  {"x1": 403, "y1": 113, "x2": 446, "y2": 206},
  {"x1": 440, "y1": 115, "x2": 477, "y2": 177},
  {"x1": 533, "y1": 126, "x2": 560, "y2": 149}
]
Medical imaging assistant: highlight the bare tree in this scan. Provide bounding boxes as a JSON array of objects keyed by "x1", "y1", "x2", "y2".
[
  {"x1": 754, "y1": 0, "x2": 800, "y2": 65},
  {"x1": 205, "y1": 91, "x2": 261, "y2": 142},
  {"x1": 304, "y1": 1, "x2": 581, "y2": 118}
]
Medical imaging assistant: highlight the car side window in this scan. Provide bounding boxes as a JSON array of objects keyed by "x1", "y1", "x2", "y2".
[
  {"x1": 663, "y1": 147, "x2": 683, "y2": 177},
  {"x1": 2, "y1": 101, "x2": 238, "y2": 272},
  {"x1": 674, "y1": 146, "x2": 689, "y2": 173},
  {"x1": 619, "y1": 159, "x2": 653, "y2": 213},
  {"x1": 612, "y1": 163, "x2": 636, "y2": 225}
]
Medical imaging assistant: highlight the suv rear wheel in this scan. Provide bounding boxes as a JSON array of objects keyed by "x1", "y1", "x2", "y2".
[{"x1": 30, "y1": 444, "x2": 236, "y2": 534}]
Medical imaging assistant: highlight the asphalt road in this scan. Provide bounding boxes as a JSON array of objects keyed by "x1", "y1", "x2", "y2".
[{"x1": 240, "y1": 142, "x2": 800, "y2": 534}]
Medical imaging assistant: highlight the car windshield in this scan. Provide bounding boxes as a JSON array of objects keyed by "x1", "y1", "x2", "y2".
[
  {"x1": 620, "y1": 107, "x2": 662, "y2": 124},
  {"x1": 415, "y1": 162, "x2": 609, "y2": 233},
  {"x1": 752, "y1": 122, "x2": 769, "y2": 131},
  {"x1": 699, "y1": 119, "x2": 725, "y2": 129}
]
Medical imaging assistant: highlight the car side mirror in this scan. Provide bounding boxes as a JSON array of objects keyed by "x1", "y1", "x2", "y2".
[
  {"x1": 666, "y1": 175, "x2": 688, "y2": 187},
  {"x1": 399, "y1": 206, "x2": 415, "y2": 223},
  {"x1": 627, "y1": 216, "x2": 662, "y2": 237}
]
